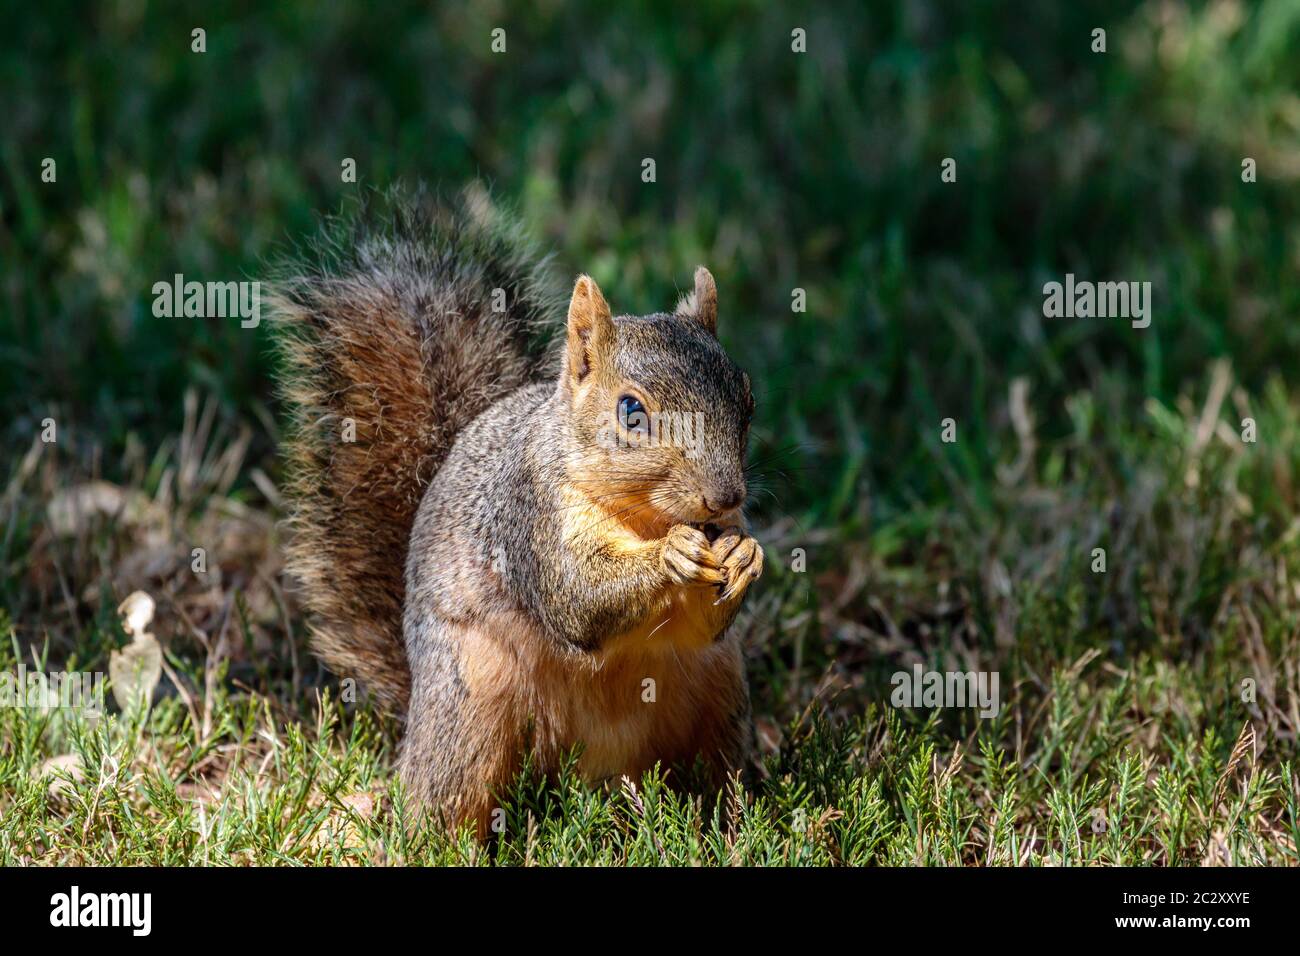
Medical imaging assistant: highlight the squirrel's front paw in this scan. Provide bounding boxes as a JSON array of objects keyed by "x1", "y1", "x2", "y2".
[
  {"x1": 662, "y1": 525, "x2": 724, "y2": 587},
  {"x1": 711, "y1": 526, "x2": 764, "y2": 605}
]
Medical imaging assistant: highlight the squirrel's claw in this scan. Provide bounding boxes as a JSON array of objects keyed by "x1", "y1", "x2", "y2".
[
  {"x1": 662, "y1": 524, "x2": 724, "y2": 587},
  {"x1": 712, "y1": 527, "x2": 763, "y2": 604}
]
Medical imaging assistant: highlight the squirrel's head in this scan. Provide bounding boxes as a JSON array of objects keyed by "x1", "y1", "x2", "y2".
[{"x1": 559, "y1": 268, "x2": 753, "y2": 530}]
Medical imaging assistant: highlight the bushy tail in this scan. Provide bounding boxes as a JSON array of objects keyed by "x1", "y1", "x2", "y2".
[{"x1": 272, "y1": 186, "x2": 561, "y2": 714}]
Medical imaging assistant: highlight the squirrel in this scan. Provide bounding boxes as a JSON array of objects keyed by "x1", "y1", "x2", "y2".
[{"x1": 272, "y1": 188, "x2": 762, "y2": 834}]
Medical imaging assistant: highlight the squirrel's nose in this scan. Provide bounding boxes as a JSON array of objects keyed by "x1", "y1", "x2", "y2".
[{"x1": 703, "y1": 487, "x2": 745, "y2": 514}]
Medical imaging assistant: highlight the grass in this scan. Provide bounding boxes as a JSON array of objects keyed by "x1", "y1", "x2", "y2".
[
  {"x1": 2, "y1": 1, "x2": 1300, "y2": 864},
  {"x1": 2, "y1": 359, "x2": 1297, "y2": 865}
]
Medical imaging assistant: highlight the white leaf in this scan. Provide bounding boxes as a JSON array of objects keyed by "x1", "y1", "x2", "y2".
[
  {"x1": 34, "y1": 754, "x2": 84, "y2": 799},
  {"x1": 110, "y1": 638, "x2": 162, "y2": 711},
  {"x1": 117, "y1": 590, "x2": 156, "y2": 640},
  {"x1": 112, "y1": 590, "x2": 161, "y2": 710}
]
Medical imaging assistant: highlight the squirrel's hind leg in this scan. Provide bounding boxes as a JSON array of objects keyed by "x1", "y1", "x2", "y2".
[{"x1": 398, "y1": 615, "x2": 528, "y2": 838}]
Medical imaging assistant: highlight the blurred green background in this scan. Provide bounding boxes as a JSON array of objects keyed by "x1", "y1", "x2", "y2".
[{"x1": 2, "y1": 0, "x2": 1297, "y2": 523}]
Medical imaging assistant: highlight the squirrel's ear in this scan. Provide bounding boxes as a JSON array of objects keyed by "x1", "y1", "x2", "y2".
[
  {"x1": 565, "y1": 274, "x2": 614, "y2": 385},
  {"x1": 675, "y1": 266, "x2": 718, "y2": 335}
]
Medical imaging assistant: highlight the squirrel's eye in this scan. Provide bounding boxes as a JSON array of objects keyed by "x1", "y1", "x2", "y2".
[{"x1": 618, "y1": 395, "x2": 649, "y2": 435}]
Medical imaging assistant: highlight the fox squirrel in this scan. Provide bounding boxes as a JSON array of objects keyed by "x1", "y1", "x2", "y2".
[{"x1": 273, "y1": 189, "x2": 761, "y2": 833}]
